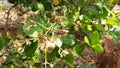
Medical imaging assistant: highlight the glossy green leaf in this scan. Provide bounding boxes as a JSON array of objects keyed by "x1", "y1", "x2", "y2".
[
  {"x1": 91, "y1": 31, "x2": 99, "y2": 45},
  {"x1": 91, "y1": 44, "x2": 104, "y2": 54},
  {"x1": 73, "y1": 44, "x2": 85, "y2": 57},
  {"x1": 24, "y1": 40, "x2": 38, "y2": 57},
  {"x1": 64, "y1": 54, "x2": 74, "y2": 68},
  {"x1": 0, "y1": 35, "x2": 5, "y2": 50},
  {"x1": 106, "y1": 18, "x2": 118, "y2": 26},
  {"x1": 62, "y1": 35, "x2": 75, "y2": 46}
]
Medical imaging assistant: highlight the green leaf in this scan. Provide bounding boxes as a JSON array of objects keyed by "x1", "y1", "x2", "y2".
[
  {"x1": 24, "y1": 40, "x2": 38, "y2": 57},
  {"x1": 87, "y1": 6, "x2": 99, "y2": 16},
  {"x1": 79, "y1": 14, "x2": 87, "y2": 22},
  {"x1": 17, "y1": 27, "x2": 24, "y2": 35},
  {"x1": 102, "y1": 7, "x2": 108, "y2": 19},
  {"x1": 80, "y1": 64, "x2": 91, "y2": 68},
  {"x1": 2, "y1": 64, "x2": 14, "y2": 68},
  {"x1": 80, "y1": 64, "x2": 96, "y2": 68},
  {"x1": 92, "y1": 24, "x2": 104, "y2": 31},
  {"x1": 33, "y1": 1, "x2": 45, "y2": 11},
  {"x1": 23, "y1": 23, "x2": 42, "y2": 37},
  {"x1": 87, "y1": 25, "x2": 92, "y2": 31},
  {"x1": 0, "y1": 35, "x2": 5, "y2": 50},
  {"x1": 106, "y1": 18, "x2": 118, "y2": 26},
  {"x1": 6, "y1": 54, "x2": 21, "y2": 63},
  {"x1": 91, "y1": 31, "x2": 99, "y2": 45},
  {"x1": 110, "y1": 0, "x2": 116, "y2": 5},
  {"x1": 73, "y1": 11, "x2": 80, "y2": 22},
  {"x1": 73, "y1": 44, "x2": 85, "y2": 57},
  {"x1": 47, "y1": 47, "x2": 60, "y2": 59},
  {"x1": 84, "y1": 36, "x2": 90, "y2": 45},
  {"x1": 91, "y1": 44, "x2": 104, "y2": 54},
  {"x1": 62, "y1": 35, "x2": 75, "y2": 46},
  {"x1": 41, "y1": 0, "x2": 52, "y2": 11},
  {"x1": 64, "y1": 54, "x2": 74, "y2": 68}
]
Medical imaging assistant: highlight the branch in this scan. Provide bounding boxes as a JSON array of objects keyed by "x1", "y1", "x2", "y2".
[{"x1": 3, "y1": 3, "x2": 17, "y2": 56}]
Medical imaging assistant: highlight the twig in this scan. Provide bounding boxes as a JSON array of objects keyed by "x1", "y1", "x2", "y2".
[
  {"x1": 3, "y1": 4, "x2": 17, "y2": 57},
  {"x1": 4, "y1": 4, "x2": 17, "y2": 46}
]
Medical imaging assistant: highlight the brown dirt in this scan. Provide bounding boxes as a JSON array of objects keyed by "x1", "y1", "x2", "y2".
[
  {"x1": 97, "y1": 37, "x2": 120, "y2": 68},
  {"x1": 0, "y1": 24, "x2": 22, "y2": 35}
]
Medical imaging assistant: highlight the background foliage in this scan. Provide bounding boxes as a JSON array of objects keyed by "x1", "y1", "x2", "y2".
[{"x1": 0, "y1": 0, "x2": 120, "y2": 68}]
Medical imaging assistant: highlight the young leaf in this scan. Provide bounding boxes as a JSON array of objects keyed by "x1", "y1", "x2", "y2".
[
  {"x1": 91, "y1": 31, "x2": 99, "y2": 45},
  {"x1": 87, "y1": 25, "x2": 92, "y2": 31},
  {"x1": 84, "y1": 36, "x2": 90, "y2": 45},
  {"x1": 91, "y1": 44, "x2": 104, "y2": 54},
  {"x1": 106, "y1": 18, "x2": 118, "y2": 26}
]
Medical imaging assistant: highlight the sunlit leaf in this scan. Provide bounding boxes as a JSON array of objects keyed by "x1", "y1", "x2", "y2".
[
  {"x1": 91, "y1": 44, "x2": 104, "y2": 54},
  {"x1": 91, "y1": 31, "x2": 99, "y2": 45},
  {"x1": 106, "y1": 18, "x2": 118, "y2": 26},
  {"x1": 87, "y1": 25, "x2": 92, "y2": 31},
  {"x1": 110, "y1": 0, "x2": 116, "y2": 5},
  {"x1": 84, "y1": 36, "x2": 90, "y2": 45}
]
